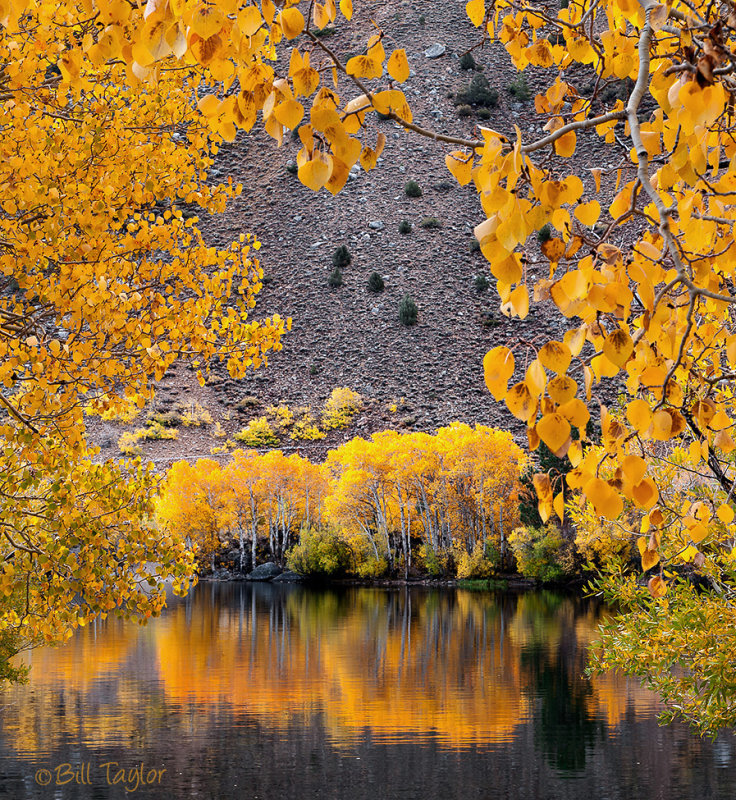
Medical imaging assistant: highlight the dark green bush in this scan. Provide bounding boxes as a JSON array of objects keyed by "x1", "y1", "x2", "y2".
[
  {"x1": 285, "y1": 162, "x2": 298, "y2": 175},
  {"x1": 508, "y1": 73, "x2": 531, "y2": 102},
  {"x1": 399, "y1": 295, "x2": 418, "y2": 326},
  {"x1": 398, "y1": 219, "x2": 412, "y2": 234},
  {"x1": 146, "y1": 411, "x2": 184, "y2": 428},
  {"x1": 476, "y1": 107, "x2": 492, "y2": 120},
  {"x1": 474, "y1": 274, "x2": 490, "y2": 293},
  {"x1": 332, "y1": 244, "x2": 352, "y2": 268},
  {"x1": 405, "y1": 180, "x2": 422, "y2": 198},
  {"x1": 328, "y1": 267, "x2": 343, "y2": 287},
  {"x1": 459, "y1": 52, "x2": 477, "y2": 70},
  {"x1": 455, "y1": 74, "x2": 499, "y2": 108},
  {"x1": 537, "y1": 223, "x2": 553, "y2": 243},
  {"x1": 419, "y1": 216, "x2": 442, "y2": 229},
  {"x1": 368, "y1": 271, "x2": 385, "y2": 292},
  {"x1": 470, "y1": 239, "x2": 481, "y2": 253},
  {"x1": 457, "y1": 104, "x2": 473, "y2": 117}
]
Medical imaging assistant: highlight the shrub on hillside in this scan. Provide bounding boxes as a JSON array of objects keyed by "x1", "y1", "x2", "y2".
[
  {"x1": 404, "y1": 180, "x2": 422, "y2": 197},
  {"x1": 455, "y1": 74, "x2": 498, "y2": 108},
  {"x1": 399, "y1": 295, "x2": 418, "y2": 326},
  {"x1": 332, "y1": 245, "x2": 352, "y2": 269},
  {"x1": 367, "y1": 271, "x2": 385, "y2": 292},
  {"x1": 508, "y1": 525, "x2": 575, "y2": 582},
  {"x1": 233, "y1": 417, "x2": 280, "y2": 448}
]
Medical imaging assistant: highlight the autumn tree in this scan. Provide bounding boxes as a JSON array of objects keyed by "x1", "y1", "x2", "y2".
[{"x1": 0, "y1": 0, "x2": 287, "y2": 670}]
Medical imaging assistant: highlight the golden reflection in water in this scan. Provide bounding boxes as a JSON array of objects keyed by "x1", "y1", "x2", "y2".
[{"x1": 2, "y1": 586, "x2": 659, "y2": 755}]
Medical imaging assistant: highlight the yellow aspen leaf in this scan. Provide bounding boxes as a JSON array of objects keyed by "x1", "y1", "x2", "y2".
[
  {"x1": 647, "y1": 576, "x2": 667, "y2": 598},
  {"x1": 590, "y1": 168, "x2": 602, "y2": 192},
  {"x1": 553, "y1": 491, "x2": 564, "y2": 522},
  {"x1": 525, "y1": 359, "x2": 547, "y2": 398},
  {"x1": 274, "y1": 98, "x2": 304, "y2": 130},
  {"x1": 191, "y1": 5, "x2": 225, "y2": 39},
  {"x1": 717, "y1": 504, "x2": 735, "y2": 524},
  {"x1": 651, "y1": 410, "x2": 672, "y2": 441},
  {"x1": 483, "y1": 346, "x2": 515, "y2": 400},
  {"x1": 445, "y1": 151, "x2": 473, "y2": 186},
  {"x1": 324, "y1": 157, "x2": 350, "y2": 195},
  {"x1": 554, "y1": 131, "x2": 576, "y2": 157},
  {"x1": 584, "y1": 477, "x2": 624, "y2": 519},
  {"x1": 689, "y1": 523, "x2": 709, "y2": 544},
  {"x1": 574, "y1": 200, "x2": 601, "y2": 227},
  {"x1": 298, "y1": 152, "x2": 333, "y2": 191},
  {"x1": 602, "y1": 329, "x2": 634, "y2": 368},
  {"x1": 622, "y1": 454, "x2": 647, "y2": 485},
  {"x1": 466, "y1": 0, "x2": 485, "y2": 27},
  {"x1": 197, "y1": 93, "x2": 221, "y2": 117},
  {"x1": 536, "y1": 412, "x2": 571, "y2": 453},
  {"x1": 279, "y1": 7, "x2": 304, "y2": 39},
  {"x1": 558, "y1": 398, "x2": 589, "y2": 429},
  {"x1": 548, "y1": 375, "x2": 577, "y2": 404},
  {"x1": 626, "y1": 399, "x2": 652, "y2": 433},
  {"x1": 387, "y1": 49, "x2": 410, "y2": 82},
  {"x1": 490, "y1": 253, "x2": 523, "y2": 284},
  {"x1": 632, "y1": 477, "x2": 659, "y2": 510},
  {"x1": 505, "y1": 382, "x2": 536, "y2": 422},
  {"x1": 641, "y1": 548, "x2": 660, "y2": 571},
  {"x1": 568, "y1": 440, "x2": 583, "y2": 466},
  {"x1": 528, "y1": 426, "x2": 540, "y2": 451},
  {"x1": 313, "y1": 2, "x2": 330, "y2": 28},
  {"x1": 340, "y1": 0, "x2": 353, "y2": 19},
  {"x1": 238, "y1": 6, "x2": 262, "y2": 35},
  {"x1": 346, "y1": 55, "x2": 383, "y2": 80},
  {"x1": 508, "y1": 284, "x2": 529, "y2": 319},
  {"x1": 538, "y1": 340, "x2": 571, "y2": 373},
  {"x1": 189, "y1": 31, "x2": 224, "y2": 66}
]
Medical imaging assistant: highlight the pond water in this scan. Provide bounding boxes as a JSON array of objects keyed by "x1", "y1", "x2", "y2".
[{"x1": 0, "y1": 584, "x2": 734, "y2": 799}]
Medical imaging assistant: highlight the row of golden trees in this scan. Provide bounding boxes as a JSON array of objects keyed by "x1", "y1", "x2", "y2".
[{"x1": 156, "y1": 424, "x2": 527, "y2": 577}]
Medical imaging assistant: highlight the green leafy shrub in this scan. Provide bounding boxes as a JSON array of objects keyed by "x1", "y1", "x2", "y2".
[
  {"x1": 455, "y1": 74, "x2": 499, "y2": 108},
  {"x1": 285, "y1": 162, "x2": 298, "y2": 175},
  {"x1": 418, "y1": 544, "x2": 452, "y2": 577},
  {"x1": 233, "y1": 417, "x2": 280, "y2": 448},
  {"x1": 146, "y1": 410, "x2": 183, "y2": 428},
  {"x1": 508, "y1": 525, "x2": 575, "y2": 582},
  {"x1": 368, "y1": 271, "x2": 385, "y2": 292},
  {"x1": 455, "y1": 539, "x2": 500, "y2": 579},
  {"x1": 332, "y1": 244, "x2": 352, "y2": 268},
  {"x1": 399, "y1": 294, "x2": 418, "y2": 326},
  {"x1": 508, "y1": 73, "x2": 531, "y2": 102},
  {"x1": 398, "y1": 219, "x2": 412, "y2": 234},
  {"x1": 474, "y1": 274, "x2": 490, "y2": 292},
  {"x1": 476, "y1": 107, "x2": 492, "y2": 120},
  {"x1": 287, "y1": 528, "x2": 352, "y2": 578},
  {"x1": 470, "y1": 238, "x2": 481, "y2": 253},
  {"x1": 419, "y1": 216, "x2": 442, "y2": 229},
  {"x1": 328, "y1": 267, "x2": 343, "y2": 287},
  {"x1": 457, "y1": 104, "x2": 473, "y2": 117},
  {"x1": 404, "y1": 180, "x2": 422, "y2": 197},
  {"x1": 459, "y1": 51, "x2": 476, "y2": 70}
]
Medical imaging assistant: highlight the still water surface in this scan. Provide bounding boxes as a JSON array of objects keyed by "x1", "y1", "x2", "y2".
[{"x1": 0, "y1": 584, "x2": 734, "y2": 799}]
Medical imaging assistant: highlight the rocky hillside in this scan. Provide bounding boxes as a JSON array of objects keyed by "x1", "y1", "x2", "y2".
[{"x1": 88, "y1": 0, "x2": 613, "y2": 468}]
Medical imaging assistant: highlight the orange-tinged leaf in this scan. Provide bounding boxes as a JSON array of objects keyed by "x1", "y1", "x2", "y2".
[
  {"x1": 717, "y1": 504, "x2": 734, "y2": 524},
  {"x1": 541, "y1": 238, "x2": 565, "y2": 263},
  {"x1": 508, "y1": 284, "x2": 529, "y2": 319},
  {"x1": 632, "y1": 477, "x2": 659, "y2": 510},
  {"x1": 538, "y1": 340, "x2": 571, "y2": 373},
  {"x1": 525, "y1": 359, "x2": 547, "y2": 398},
  {"x1": 603, "y1": 329, "x2": 634, "y2": 368},
  {"x1": 298, "y1": 152, "x2": 332, "y2": 191},
  {"x1": 238, "y1": 5, "x2": 262, "y2": 35},
  {"x1": 647, "y1": 575, "x2": 667, "y2": 598},
  {"x1": 558, "y1": 398, "x2": 589, "y2": 429},
  {"x1": 533, "y1": 472, "x2": 553, "y2": 501},
  {"x1": 584, "y1": 477, "x2": 624, "y2": 519},
  {"x1": 490, "y1": 253, "x2": 523, "y2": 284},
  {"x1": 340, "y1": 0, "x2": 353, "y2": 18},
  {"x1": 651, "y1": 409, "x2": 673, "y2": 441},
  {"x1": 554, "y1": 130, "x2": 576, "y2": 157},
  {"x1": 387, "y1": 48, "x2": 410, "y2": 82},
  {"x1": 641, "y1": 548, "x2": 659, "y2": 571},
  {"x1": 191, "y1": 4, "x2": 225, "y2": 38},
  {"x1": 536, "y1": 413, "x2": 571, "y2": 452},
  {"x1": 689, "y1": 523, "x2": 709, "y2": 543}
]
